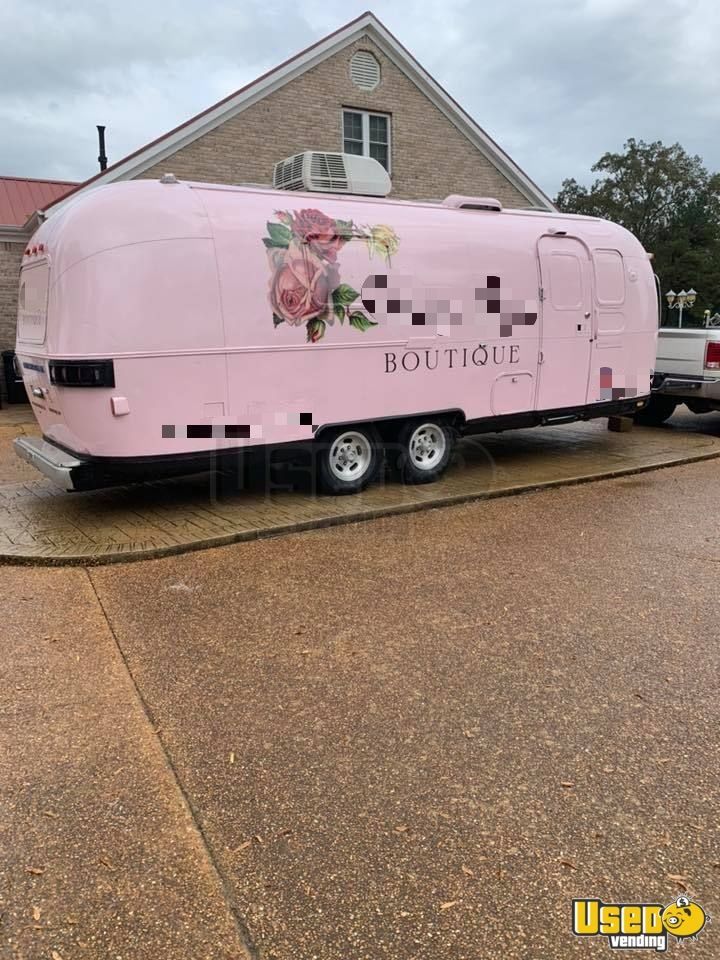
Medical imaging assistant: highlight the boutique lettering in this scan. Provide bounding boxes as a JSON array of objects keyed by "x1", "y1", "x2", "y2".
[{"x1": 384, "y1": 343, "x2": 520, "y2": 374}]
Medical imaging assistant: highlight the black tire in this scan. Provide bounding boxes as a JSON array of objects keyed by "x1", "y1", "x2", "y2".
[
  {"x1": 635, "y1": 395, "x2": 677, "y2": 425},
  {"x1": 316, "y1": 424, "x2": 382, "y2": 495},
  {"x1": 392, "y1": 418, "x2": 455, "y2": 485},
  {"x1": 685, "y1": 400, "x2": 713, "y2": 415}
]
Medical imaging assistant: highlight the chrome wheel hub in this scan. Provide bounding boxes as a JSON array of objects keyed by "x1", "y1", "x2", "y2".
[
  {"x1": 329, "y1": 432, "x2": 372, "y2": 481},
  {"x1": 408, "y1": 423, "x2": 446, "y2": 471}
]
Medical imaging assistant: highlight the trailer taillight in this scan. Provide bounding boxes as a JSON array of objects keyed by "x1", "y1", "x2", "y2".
[
  {"x1": 706, "y1": 342, "x2": 720, "y2": 370},
  {"x1": 49, "y1": 359, "x2": 115, "y2": 388}
]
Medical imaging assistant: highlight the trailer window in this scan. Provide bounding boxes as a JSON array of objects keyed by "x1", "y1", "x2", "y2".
[
  {"x1": 547, "y1": 252, "x2": 583, "y2": 310},
  {"x1": 593, "y1": 249, "x2": 625, "y2": 305},
  {"x1": 17, "y1": 261, "x2": 49, "y2": 344}
]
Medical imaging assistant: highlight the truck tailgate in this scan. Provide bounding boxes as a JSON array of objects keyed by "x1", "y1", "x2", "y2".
[{"x1": 655, "y1": 328, "x2": 708, "y2": 377}]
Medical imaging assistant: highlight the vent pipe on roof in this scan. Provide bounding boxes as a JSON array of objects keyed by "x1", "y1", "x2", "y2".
[{"x1": 97, "y1": 125, "x2": 108, "y2": 171}]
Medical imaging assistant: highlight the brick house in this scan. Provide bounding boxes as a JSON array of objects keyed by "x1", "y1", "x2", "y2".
[{"x1": 0, "y1": 10, "x2": 553, "y2": 398}]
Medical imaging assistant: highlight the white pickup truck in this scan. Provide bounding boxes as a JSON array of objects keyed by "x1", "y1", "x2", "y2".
[{"x1": 638, "y1": 323, "x2": 720, "y2": 424}]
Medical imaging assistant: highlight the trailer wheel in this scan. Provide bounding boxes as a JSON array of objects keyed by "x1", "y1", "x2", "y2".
[
  {"x1": 394, "y1": 419, "x2": 454, "y2": 485},
  {"x1": 317, "y1": 425, "x2": 382, "y2": 495},
  {"x1": 635, "y1": 395, "x2": 678, "y2": 425}
]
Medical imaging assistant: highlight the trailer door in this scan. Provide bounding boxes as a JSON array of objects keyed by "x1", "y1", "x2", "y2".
[
  {"x1": 536, "y1": 236, "x2": 593, "y2": 411},
  {"x1": 587, "y1": 248, "x2": 627, "y2": 403}
]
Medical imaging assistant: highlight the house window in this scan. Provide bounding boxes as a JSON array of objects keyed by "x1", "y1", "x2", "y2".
[{"x1": 342, "y1": 109, "x2": 390, "y2": 171}]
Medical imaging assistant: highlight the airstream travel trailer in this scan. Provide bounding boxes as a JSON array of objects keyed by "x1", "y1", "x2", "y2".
[{"x1": 14, "y1": 152, "x2": 657, "y2": 494}]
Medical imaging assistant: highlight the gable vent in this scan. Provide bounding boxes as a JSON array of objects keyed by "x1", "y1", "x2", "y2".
[{"x1": 350, "y1": 50, "x2": 381, "y2": 90}]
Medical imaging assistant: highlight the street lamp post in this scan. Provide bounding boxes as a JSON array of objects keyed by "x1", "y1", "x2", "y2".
[{"x1": 666, "y1": 288, "x2": 696, "y2": 328}]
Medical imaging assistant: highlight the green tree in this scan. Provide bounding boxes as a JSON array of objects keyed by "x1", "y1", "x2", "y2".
[{"x1": 555, "y1": 139, "x2": 720, "y2": 325}]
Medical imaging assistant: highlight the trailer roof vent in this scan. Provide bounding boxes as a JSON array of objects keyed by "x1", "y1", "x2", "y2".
[
  {"x1": 272, "y1": 152, "x2": 391, "y2": 197},
  {"x1": 443, "y1": 195, "x2": 503, "y2": 212},
  {"x1": 350, "y1": 50, "x2": 381, "y2": 90}
]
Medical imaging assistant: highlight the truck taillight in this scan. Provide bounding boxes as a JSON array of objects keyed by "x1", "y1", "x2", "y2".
[
  {"x1": 705, "y1": 342, "x2": 720, "y2": 370},
  {"x1": 49, "y1": 359, "x2": 115, "y2": 387}
]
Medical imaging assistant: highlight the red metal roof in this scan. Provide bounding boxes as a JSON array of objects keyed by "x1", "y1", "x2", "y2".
[{"x1": 0, "y1": 175, "x2": 78, "y2": 227}]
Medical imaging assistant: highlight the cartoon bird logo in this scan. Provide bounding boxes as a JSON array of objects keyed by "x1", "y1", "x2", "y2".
[{"x1": 661, "y1": 896, "x2": 709, "y2": 941}]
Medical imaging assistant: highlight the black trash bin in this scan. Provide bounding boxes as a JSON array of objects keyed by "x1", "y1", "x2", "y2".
[{"x1": 2, "y1": 350, "x2": 29, "y2": 404}]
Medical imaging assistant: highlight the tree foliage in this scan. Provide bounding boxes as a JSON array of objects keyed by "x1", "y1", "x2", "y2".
[{"x1": 555, "y1": 139, "x2": 720, "y2": 325}]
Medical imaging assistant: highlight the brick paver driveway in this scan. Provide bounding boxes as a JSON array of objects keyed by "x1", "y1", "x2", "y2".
[{"x1": 2, "y1": 405, "x2": 720, "y2": 563}]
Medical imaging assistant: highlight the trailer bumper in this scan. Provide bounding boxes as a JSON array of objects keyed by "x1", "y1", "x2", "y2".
[{"x1": 14, "y1": 436, "x2": 85, "y2": 491}]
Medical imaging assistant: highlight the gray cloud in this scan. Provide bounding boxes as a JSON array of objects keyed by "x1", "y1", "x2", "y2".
[
  {"x1": 1, "y1": 0, "x2": 719, "y2": 196},
  {"x1": 407, "y1": 0, "x2": 720, "y2": 195}
]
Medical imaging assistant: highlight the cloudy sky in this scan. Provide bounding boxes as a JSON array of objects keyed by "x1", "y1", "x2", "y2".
[{"x1": 2, "y1": 0, "x2": 719, "y2": 198}]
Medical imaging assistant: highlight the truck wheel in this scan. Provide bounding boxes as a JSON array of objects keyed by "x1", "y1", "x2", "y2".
[
  {"x1": 317, "y1": 425, "x2": 382, "y2": 495},
  {"x1": 395, "y1": 419, "x2": 454, "y2": 485},
  {"x1": 635, "y1": 395, "x2": 677, "y2": 425},
  {"x1": 685, "y1": 400, "x2": 713, "y2": 414}
]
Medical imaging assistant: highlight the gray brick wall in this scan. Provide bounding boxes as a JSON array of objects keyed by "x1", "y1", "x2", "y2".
[
  {"x1": 140, "y1": 37, "x2": 533, "y2": 207},
  {"x1": 0, "y1": 242, "x2": 24, "y2": 402}
]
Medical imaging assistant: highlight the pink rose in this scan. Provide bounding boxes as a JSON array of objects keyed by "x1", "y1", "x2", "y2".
[
  {"x1": 269, "y1": 245, "x2": 337, "y2": 326},
  {"x1": 290, "y1": 208, "x2": 346, "y2": 262}
]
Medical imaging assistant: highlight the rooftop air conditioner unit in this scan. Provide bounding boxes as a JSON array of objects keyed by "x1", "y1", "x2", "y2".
[{"x1": 272, "y1": 151, "x2": 391, "y2": 197}]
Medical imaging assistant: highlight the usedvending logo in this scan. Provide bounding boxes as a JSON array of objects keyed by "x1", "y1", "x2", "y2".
[{"x1": 573, "y1": 896, "x2": 710, "y2": 951}]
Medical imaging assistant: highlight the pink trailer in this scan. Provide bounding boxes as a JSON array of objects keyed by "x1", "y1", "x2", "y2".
[{"x1": 14, "y1": 169, "x2": 657, "y2": 493}]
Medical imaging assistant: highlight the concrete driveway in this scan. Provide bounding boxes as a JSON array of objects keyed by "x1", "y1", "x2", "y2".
[{"x1": 2, "y1": 457, "x2": 718, "y2": 959}]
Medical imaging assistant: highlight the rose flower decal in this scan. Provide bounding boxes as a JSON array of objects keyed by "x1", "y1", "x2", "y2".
[{"x1": 263, "y1": 208, "x2": 400, "y2": 343}]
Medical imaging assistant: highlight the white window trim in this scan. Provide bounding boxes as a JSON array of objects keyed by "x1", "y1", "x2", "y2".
[{"x1": 341, "y1": 108, "x2": 392, "y2": 174}]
